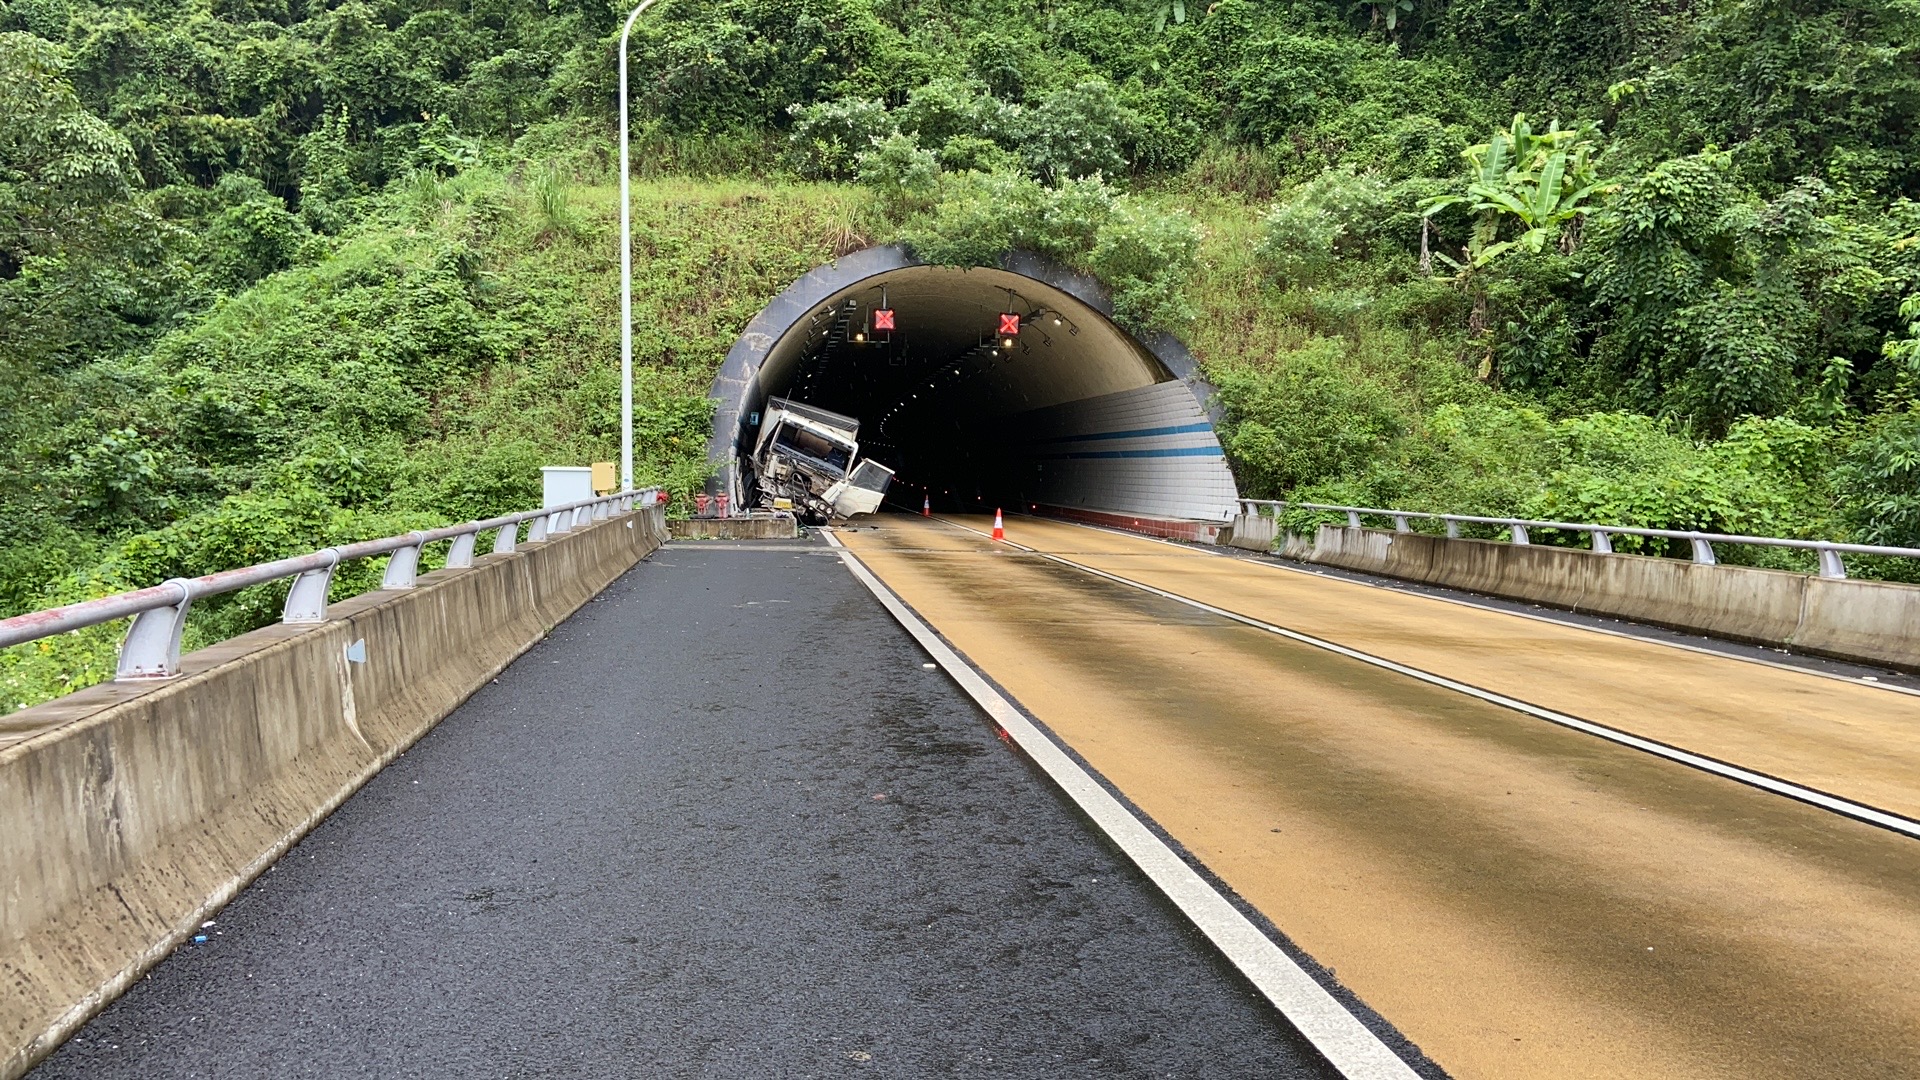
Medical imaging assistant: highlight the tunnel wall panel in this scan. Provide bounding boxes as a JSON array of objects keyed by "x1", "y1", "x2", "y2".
[{"x1": 1011, "y1": 382, "x2": 1238, "y2": 523}]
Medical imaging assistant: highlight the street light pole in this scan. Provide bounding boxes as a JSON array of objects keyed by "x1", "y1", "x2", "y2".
[{"x1": 618, "y1": 0, "x2": 665, "y2": 492}]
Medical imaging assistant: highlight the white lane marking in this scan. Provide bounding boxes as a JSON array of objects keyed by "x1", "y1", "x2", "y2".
[
  {"x1": 932, "y1": 518, "x2": 1920, "y2": 841},
  {"x1": 1014, "y1": 513, "x2": 1920, "y2": 699},
  {"x1": 823, "y1": 529, "x2": 1425, "y2": 1080}
]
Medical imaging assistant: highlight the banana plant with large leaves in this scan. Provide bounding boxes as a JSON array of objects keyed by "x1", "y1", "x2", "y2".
[{"x1": 1421, "y1": 114, "x2": 1615, "y2": 272}]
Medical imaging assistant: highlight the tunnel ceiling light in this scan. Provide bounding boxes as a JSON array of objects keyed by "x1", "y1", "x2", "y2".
[{"x1": 1000, "y1": 336, "x2": 1015, "y2": 349}]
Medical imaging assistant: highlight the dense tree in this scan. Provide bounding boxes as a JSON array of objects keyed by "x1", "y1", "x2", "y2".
[{"x1": 6, "y1": 0, "x2": 1920, "y2": 709}]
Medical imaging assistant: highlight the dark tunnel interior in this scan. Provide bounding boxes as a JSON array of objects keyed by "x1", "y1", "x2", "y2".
[{"x1": 737, "y1": 265, "x2": 1183, "y2": 513}]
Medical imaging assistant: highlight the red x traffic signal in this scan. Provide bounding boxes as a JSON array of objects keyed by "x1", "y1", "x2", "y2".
[
  {"x1": 998, "y1": 312, "x2": 1021, "y2": 336},
  {"x1": 873, "y1": 308, "x2": 896, "y2": 331}
]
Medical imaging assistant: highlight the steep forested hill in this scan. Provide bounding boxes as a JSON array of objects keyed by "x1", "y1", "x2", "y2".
[{"x1": 3, "y1": 0, "x2": 1919, "y2": 706}]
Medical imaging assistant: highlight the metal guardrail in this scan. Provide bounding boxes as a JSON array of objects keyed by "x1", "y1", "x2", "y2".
[
  {"x1": 1239, "y1": 499, "x2": 1920, "y2": 581},
  {"x1": 0, "y1": 488, "x2": 660, "y2": 682}
]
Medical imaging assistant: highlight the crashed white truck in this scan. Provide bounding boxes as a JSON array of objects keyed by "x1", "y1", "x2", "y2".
[{"x1": 748, "y1": 397, "x2": 896, "y2": 523}]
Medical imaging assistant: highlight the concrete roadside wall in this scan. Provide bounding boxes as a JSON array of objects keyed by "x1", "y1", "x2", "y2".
[
  {"x1": 670, "y1": 515, "x2": 800, "y2": 540},
  {"x1": 1223, "y1": 510, "x2": 1277, "y2": 552},
  {"x1": 0, "y1": 507, "x2": 668, "y2": 1080},
  {"x1": 1306, "y1": 525, "x2": 1920, "y2": 672}
]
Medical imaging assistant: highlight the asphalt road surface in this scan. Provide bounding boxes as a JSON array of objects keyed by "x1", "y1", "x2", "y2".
[
  {"x1": 34, "y1": 538, "x2": 1335, "y2": 1080},
  {"x1": 838, "y1": 515, "x2": 1920, "y2": 1080}
]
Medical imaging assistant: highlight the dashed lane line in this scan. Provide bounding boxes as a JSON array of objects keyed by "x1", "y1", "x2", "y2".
[
  {"x1": 1021, "y1": 513, "x2": 1920, "y2": 699},
  {"x1": 931, "y1": 517, "x2": 1920, "y2": 843}
]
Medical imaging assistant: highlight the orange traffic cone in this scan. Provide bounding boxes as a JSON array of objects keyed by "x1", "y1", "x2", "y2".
[
  {"x1": 922, "y1": 493, "x2": 931, "y2": 517},
  {"x1": 992, "y1": 507, "x2": 1005, "y2": 541}
]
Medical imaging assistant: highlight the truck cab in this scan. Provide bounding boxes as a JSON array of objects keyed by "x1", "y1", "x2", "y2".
[{"x1": 749, "y1": 397, "x2": 895, "y2": 523}]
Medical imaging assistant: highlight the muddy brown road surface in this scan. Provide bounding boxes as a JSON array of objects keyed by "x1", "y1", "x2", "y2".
[{"x1": 838, "y1": 513, "x2": 1920, "y2": 1080}]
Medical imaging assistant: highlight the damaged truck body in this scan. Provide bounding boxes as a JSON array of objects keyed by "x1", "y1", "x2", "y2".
[{"x1": 748, "y1": 397, "x2": 895, "y2": 524}]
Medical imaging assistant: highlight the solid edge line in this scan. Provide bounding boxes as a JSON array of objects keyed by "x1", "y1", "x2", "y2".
[
  {"x1": 1029, "y1": 512, "x2": 1920, "y2": 699},
  {"x1": 935, "y1": 518, "x2": 1920, "y2": 841},
  {"x1": 1248, "y1": 548, "x2": 1920, "y2": 699},
  {"x1": 821, "y1": 529, "x2": 1424, "y2": 1080}
]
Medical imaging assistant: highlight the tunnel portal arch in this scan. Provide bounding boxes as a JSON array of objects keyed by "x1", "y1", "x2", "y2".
[{"x1": 707, "y1": 246, "x2": 1240, "y2": 524}]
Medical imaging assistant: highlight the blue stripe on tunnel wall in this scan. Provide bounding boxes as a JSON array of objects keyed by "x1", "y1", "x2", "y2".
[
  {"x1": 1040, "y1": 446, "x2": 1229, "y2": 460},
  {"x1": 1036, "y1": 422, "x2": 1217, "y2": 444}
]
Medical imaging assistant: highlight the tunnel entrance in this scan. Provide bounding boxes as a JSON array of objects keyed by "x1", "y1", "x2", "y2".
[{"x1": 707, "y1": 247, "x2": 1239, "y2": 525}]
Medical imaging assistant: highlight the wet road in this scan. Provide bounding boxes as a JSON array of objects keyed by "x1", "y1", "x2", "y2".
[
  {"x1": 34, "y1": 538, "x2": 1331, "y2": 1080},
  {"x1": 838, "y1": 514, "x2": 1920, "y2": 1080}
]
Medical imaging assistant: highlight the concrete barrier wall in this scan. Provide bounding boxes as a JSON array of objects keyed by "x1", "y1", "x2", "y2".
[
  {"x1": 1223, "y1": 512, "x2": 1277, "y2": 552},
  {"x1": 0, "y1": 507, "x2": 667, "y2": 1080},
  {"x1": 669, "y1": 515, "x2": 799, "y2": 540},
  {"x1": 1306, "y1": 525, "x2": 1920, "y2": 671}
]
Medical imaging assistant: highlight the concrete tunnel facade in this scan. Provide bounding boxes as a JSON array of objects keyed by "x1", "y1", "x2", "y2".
[{"x1": 705, "y1": 246, "x2": 1241, "y2": 524}]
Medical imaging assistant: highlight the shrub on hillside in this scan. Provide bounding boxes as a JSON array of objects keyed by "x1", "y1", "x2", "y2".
[
  {"x1": 1086, "y1": 201, "x2": 1201, "y2": 330},
  {"x1": 857, "y1": 133, "x2": 941, "y2": 219},
  {"x1": 785, "y1": 97, "x2": 894, "y2": 180},
  {"x1": 1212, "y1": 339, "x2": 1409, "y2": 496},
  {"x1": 1256, "y1": 167, "x2": 1395, "y2": 284},
  {"x1": 898, "y1": 171, "x2": 1198, "y2": 332},
  {"x1": 1021, "y1": 79, "x2": 1139, "y2": 182},
  {"x1": 895, "y1": 78, "x2": 1022, "y2": 154}
]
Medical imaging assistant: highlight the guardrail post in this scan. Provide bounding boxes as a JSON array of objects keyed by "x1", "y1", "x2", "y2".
[
  {"x1": 573, "y1": 506, "x2": 592, "y2": 528},
  {"x1": 1689, "y1": 536, "x2": 1717, "y2": 565},
  {"x1": 594, "y1": 500, "x2": 610, "y2": 520},
  {"x1": 446, "y1": 531, "x2": 477, "y2": 569},
  {"x1": 528, "y1": 515, "x2": 548, "y2": 542},
  {"x1": 116, "y1": 579, "x2": 192, "y2": 680},
  {"x1": 1510, "y1": 524, "x2": 1531, "y2": 545},
  {"x1": 1817, "y1": 546, "x2": 1847, "y2": 579},
  {"x1": 1444, "y1": 518, "x2": 1460, "y2": 538},
  {"x1": 1346, "y1": 510, "x2": 1362, "y2": 528},
  {"x1": 493, "y1": 522, "x2": 519, "y2": 554},
  {"x1": 282, "y1": 550, "x2": 339, "y2": 623},
  {"x1": 1393, "y1": 515, "x2": 1410, "y2": 533},
  {"x1": 382, "y1": 532, "x2": 427, "y2": 589},
  {"x1": 549, "y1": 510, "x2": 571, "y2": 535},
  {"x1": 1590, "y1": 530, "x2": 1613, "y2": 554}
]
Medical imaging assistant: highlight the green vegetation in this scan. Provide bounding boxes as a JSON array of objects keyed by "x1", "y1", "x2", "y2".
[
  {"x1": 3, "y1": 0, "x2": 1920, "y2": 708},
  {"x1": 0, "y1": 163, "x2": 863, "y2": 707}
]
